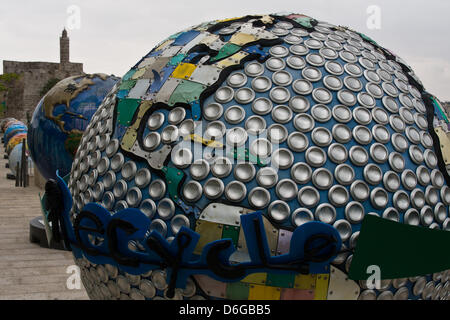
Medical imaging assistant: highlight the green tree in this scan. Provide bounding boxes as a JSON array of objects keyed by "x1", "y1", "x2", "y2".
[{"x1": 40, "y1": 78, "x2": 61, "y2": 96}]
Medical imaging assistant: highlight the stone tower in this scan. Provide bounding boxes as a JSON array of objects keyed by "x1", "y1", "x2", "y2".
[{"x1": 60, "y1": 28, "x2": 69, "y2": 64}]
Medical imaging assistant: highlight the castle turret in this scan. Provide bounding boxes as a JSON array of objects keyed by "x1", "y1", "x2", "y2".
[{"x1": 60, "y1": 28, "x2": 69, "y2": 64}]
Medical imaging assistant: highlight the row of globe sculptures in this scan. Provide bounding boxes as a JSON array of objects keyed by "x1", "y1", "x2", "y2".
[
  {"x1": 0, "y1": 118, "x2": 32, "y2": 176},
  {"x1": 24, "y1": 13, "x2": 450, "y2": 300}
]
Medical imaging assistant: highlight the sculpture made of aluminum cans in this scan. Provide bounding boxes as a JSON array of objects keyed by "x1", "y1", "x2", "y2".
[
  {"x1": 28, "y1": 74, "x2": 120, "y2": 180},
  {"x1": 62, "y1": 13, "x2": 450, "y2": 300}
]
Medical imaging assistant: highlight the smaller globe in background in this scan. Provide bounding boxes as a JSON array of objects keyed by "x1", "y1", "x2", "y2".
[{"x1": 28, "y1": 73, "x2": 120, "y2": 180}]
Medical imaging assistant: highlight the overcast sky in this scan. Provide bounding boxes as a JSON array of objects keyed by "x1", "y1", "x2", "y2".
[{"x1": 1, "y1": 0, "x2": 450, "y2": 100}]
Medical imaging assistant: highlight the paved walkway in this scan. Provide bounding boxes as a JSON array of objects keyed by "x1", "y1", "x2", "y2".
[{"x1": 0, "y1": 144, "x2": 88, "y2": 300}]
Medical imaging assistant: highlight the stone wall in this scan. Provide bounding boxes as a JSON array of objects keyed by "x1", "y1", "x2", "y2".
[{"x1": 2, "y1": 60, "x2": 83, "y2": 119}]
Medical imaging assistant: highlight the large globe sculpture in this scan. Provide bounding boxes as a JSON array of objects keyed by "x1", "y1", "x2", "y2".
[
  {"x1": 64, "y1": 13, "x2": 450, "y2": 300},
  {"x1": 28, "y1": 74, "x2": 120, "y2": 180}
]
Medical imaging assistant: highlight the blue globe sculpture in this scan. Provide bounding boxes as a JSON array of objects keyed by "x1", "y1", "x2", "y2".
[
  {"x1": 29, "y1": 74, "x2": 120, "y2": 180},
  {"x1": 59, "y1": 14, "x2": 450, "y2": 300}
]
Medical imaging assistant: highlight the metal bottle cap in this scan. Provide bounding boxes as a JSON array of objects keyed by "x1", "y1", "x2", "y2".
[
  {"x1": 434, "y1": 203, "x2": 447, "y2": 224},
  {"x1": 140, "y1": 199, "x2": 156, "y2": 218},
  {"x1": 332, "y1": 124, "x2": 352, "y2": 143},
  {"x1": 391, "y1": 133, "x2": 409, "y2": 153},
  {"x1": 315, "y1": 204, "x2": 336, "y2": 224},
  {"x1": 372, "y1": 125, "x2": 390, "y2": 144},
  {"x1": 226, "y1": 127, "x2": 248, "y2": 147},
  {"x1": 312, "y1": 168, "x2": 334, "y2": 190},
  {"x1": 98, "y1": 157, "x2": 110, "y2": 176},
  {"x1": 389, "y1": 152, "x2": 405, "y2": 173},
  {"x1": 147, "y1": 112, "x2": 165, "y2": 130},
  {"x1": 190, "y1": 159, "x2": 210, "y2": 181},
  {"x1": 272, "y1": 148, "x2": 294, "y2": 170},
  {"x1": 148, "y1": 179, "x2": 166, "y2": 200},
  {"x1": 332, "y1": 105, "x2": 352, "y2": 123},
  {"x1": 265, "y1": 57, "x2": 286, "y2": 71},
  {"x1": 328, "y1": 144, "x2": 349, "y2": 164},
  {"x1": 102, "y1": 191, "x2": 115, "y2": 210},
  {"x1": 411, "y1": 188, "x2": 426, "y2": 209},
  {"x1": 305, "y1": 147, "x2": 327, "y2": 168},
  {"x1": 103, "y1": 171, "x2": 117, "y2": 190},
  {"x1": 248, "y1": 187, "x2": 271, "y2": 209},
  {"x1": 126, "y1": 187, "x2": 142, "y2": 207},
  {"x1": 302, "y1": 67, "x2": 322, "y2": 82},
  {"x1": 290, "y1": 162, "x2": 312, "y2": 185},
  {"x1": 149, "y1": 219, "x2": 168, "y2": 238},
  {"x1": 431, "y1": 169, "x2": 445, "y2": 188},
  {"x1": 211, "y1": 157, "x2": 232, "y2": 178},
  {"x1": 372, "y1": 107, "x2": 389, "y2": 125},
  {"x1": 157, "y1": 198, "x2": 175, "y2": 221},
  {"x1": 404, "y1": 208, "x2": 420, "y2": 226},
  {"x1": 363, "y1": 164, "x2": 383, "y2": 185},
  {"x1": 225, "y1": 181, "x2": 247, "y2": 203},
  {"x1": 270, "y1": 87, "x2": 291, "y2": 104},
  {"x1": 312, "y1": 88, "x2": 333, "y2": 104},
  {"x1": 353, "y1": 125, "x2": 373, "y2": 145},
  {"x1": 205, "y1": 121, "x2": 226, "y2": 139},
  {"x1": 275, "y1": 179, "x2": 298, "y2": 201},
  {"x1": 203, "y1": 178, "x2": 224, "y2": 200},
  {"x1": 245, "y1": 62, "x2": 264, "y2": 77},
  {"x1": 370, "y1": 188, "x2": 389, "y2": 209},
  {"x1": 393, "y1": 191, "x2": 410, "y2": 212},
  {"x1": 334, "y1": 164, "x2": 355, "y2": 186},
  {"x1": 325, "y1": 61, "x2": 344, "y2": 75},
  {"x1": 224, "y1": 105, "x2": 245, "y2": 124},
  {"x1": 182, "y1": 180, "x2": 203, "y2": 203},
  {"x1": 349, "y1": 146, "x2": 369, "y2": 167},
  {"x1": 416, "y1": 165, "x2": 431, "y2": 186},
  {"x1": 269, "y1": 45, "x2": 289, "y2": 57},
  {"x1": 215, "y1": 86, "x2": 234, "y2": 104},
  {"x1": 161, "y1": 125, "x2": 179, "y2": 144},
  {"x1": 425, "y1": 186, "x2": 439, "y2": 206},
  {"x1": 252, "y1": 97, "x2": 273, "y2": 115},
  {"x1": 267, "y1": 124, "x2": 288, "y2": 144},
  {"x1": 272, "y1": 105, "x2": 293, "y2": 124},
  {"x1": 172, "y1": 148, "x2": 193, "y2": 169},
  {"x1": 113, "y1": 180, "x2": 128, "y2": 199},
  {"x1": 350, "y1": 180, "x2": 370, "y2": 202},
  {"x1": 353, "y1": 107, "x2": 372, "y2": 125},
  {"x1": 250, "y1": 138, "x2": 272, "y2": 158},
  {"x1": 333, "y1": 220, "x2": 353, "y2": 242},
  {"x1": 424, "y1": 149, "x2": 438, "y2": 169},
  {"x1": 420, "y1": 206, "x2": 434, "y2": 226},
  {"x1": 257, "y1": 167, "x2": 279, "y2": 188},
  {"x1": 227, "y1": 72, "x2": 247, "y2": 88},
  {"x1": 311, "y1": 127, "x2": 332, "y2": 147},
  {"x1": 289, "y1": 96, "x2": 310, "y2": 113},
  {"x1": 328, "y1": 185, "x2": 349, "y2": 207},
  {"x1": 168, "y1": 107, "x2": 186, "y2": 125},
  {"x1": 357, "y1": 92, "x2": 376, "y2": 108},
  {"x1": 409, "y1": 145, "x2": 424, "y2": 165},
  {"x1": 111, "y1": 153, "x2": 125, "y2": 172},
  {"x1": 337, "y1": 89, "x2": 357, "y2": 106},
  {"x1": 297, "y1": 186, "x2": 320, "y2": 208},
  {"x1": 268, "y1": 200, "x2": 291, "y2": 223},
  {"x1": 291, "y1": 208, "x2": 314, "y2": 227},
  {"x1": 234, "y1": 162, "x2": 256, "y2": 183},
  {"x1": 251, "y1": 76, "x2": 272, "y2": 93},
  {"x1": 272, "y1": 71, "x2": 293, "y2": 86},
  {"x1": 323, "y1": 75, "x2": 343, "y2": 91},
  {"x1": 292, "y1": 79, "x2": 313, "y2": 95},
  {"x1": 294, "y1": 114, "x2": 315, "y2": 133},
  {"x1": 345, "y1": 201, "x2": 365, "y2": 224},
  {"x1": 203, "y1": 103, "x2": 224, "y2": 121},
  {"x1": 235, "y1": 87, "x2": 255, "y2": 104},
  {"x1": 171, "y1": 214, "x2": 191, "y2": 235},
  {"x1": 143, "y1": 132, "x2": 161, "y2": 151},
  {"x1": 286, "y1": 55, "x2": 306, "y2": 69}
]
